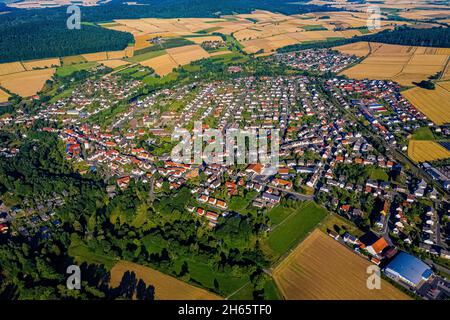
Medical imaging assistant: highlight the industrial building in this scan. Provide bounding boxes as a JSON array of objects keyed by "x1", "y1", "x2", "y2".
[{"x1": 384, "y1": 252, "x2": 433, "y2": 288}]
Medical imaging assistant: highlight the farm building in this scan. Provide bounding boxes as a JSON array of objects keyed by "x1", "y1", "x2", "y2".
[{"x1": 384, "y1": 252, "x2": 433, "y2": 288}]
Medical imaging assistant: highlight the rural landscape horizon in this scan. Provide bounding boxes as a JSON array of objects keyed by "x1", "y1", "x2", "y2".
[{"x1": 0, "y1": 0, "x2": 450, "y2": 310}]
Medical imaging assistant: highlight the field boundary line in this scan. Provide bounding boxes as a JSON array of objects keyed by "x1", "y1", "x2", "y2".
[
  {"x1": 439, "y1": 56, "x2": 450, "y2": 81},
  {"x1": 225, "y1": 281, "x2": 251, "y2": 300}
]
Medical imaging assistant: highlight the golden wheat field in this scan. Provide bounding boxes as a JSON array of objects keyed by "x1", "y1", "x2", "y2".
[
  {"x1": 408, "y1": 140, "x2": 450, "y2": 162},
  {"x1": 110, "y1": 261, "x2": 222, "y2": 300},
  {"x1": 139, "y1": 54, "x2": 178, "y2": 76},
  {"x1": 22, "y1": 58, "x2": 61, "y2": 70},
  {"x1": 334, "y1": 42, "x2": 378, "y2": 57},
  {"x1": 340, "y1": 43, "x2": 450, "y2": 85},
  {"x1": 402, "y1": 84, "x2": 450, "y2": 125},
  {"x1": 167, "y1": 44, "x2": 210, "y2": 66},
  {"x1": 273, "y1": 229, "x2": 411, "y2": 300},
  {"x1": 0, "y1": 62, "x2": 25, "y2": 76},
  {"x1": 81, "y1": 52, "x2": 109, "y2": 62},
  {"x1": 0, "y1": 88, "x2": 10, "y2": 103},
  {"x1": 0, "y1": 68, "x2": 55, "y2": 97}
]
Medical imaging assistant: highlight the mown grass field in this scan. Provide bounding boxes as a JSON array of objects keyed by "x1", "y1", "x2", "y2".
[
  {"x1": 319, "y1": 213, "x2": 365, "y2": 238},
  {"x1": 56, "y1": 62, "x2": 98, "y2": 77},
  {"x1": 264, "y1": 201, "x2": 328, "y2": 260},
  {"x1": 412, "y1": 127, "x2": 435, "y2": 140}
]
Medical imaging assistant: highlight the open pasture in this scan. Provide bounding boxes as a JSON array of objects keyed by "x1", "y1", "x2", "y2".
[{"x1": 264, "y1": 201, "x2": 328, "y2": 260}]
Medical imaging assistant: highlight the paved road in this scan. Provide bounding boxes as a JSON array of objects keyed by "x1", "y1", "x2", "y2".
[{"x1": 426, "y1": 259, "x2": 450, "y2": 278}]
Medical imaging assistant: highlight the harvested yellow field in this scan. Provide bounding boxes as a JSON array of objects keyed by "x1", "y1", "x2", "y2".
[
  {"x1": 403, "y1": 84, "x2": 450, "y2": 125},
  {"x1": 0, "y1": 88, "x2": 10, "y2": 103},
  {"x1": 107, "y1": 50, "x2": 129, "y2": 60},
  {"x1": 124, "y1": 47, "x2": 134, "y2": 58},
  {"x1": 408, "y1": 54, "x2": 448, "y2": 66},
  {"x1": 110, "y1": 261, "x2": 222, "y2": 300},
  {"x1": 273, "y1": 229, "x2": 411, "y2": 300},
  {"x1": 435, "y1": 48, "x2": 450, "y2": 55},
  {"x1": 139, "y1": 54, "x2": 178, "y2": 76},
  {"x1": 81, "y1": 52, "x2": 108, "y2": 62},
  {"x1": 399, "y1": 9, "x2": 450, "y2": 20},
  {"x1": 0, "y1": 62, "x2": 25, "y2": 76},
  {"x1": 98, "y1": 59, "x2": 130, "y2": 69},
  {"x1": 134, "y1": 34, "x2": 155, "y2": 50},
  {"x1": 266, "y1": 34, "x2": 299, "y2": 49},
  {"x1": 186, "y1": 36, "x2": 224, "y2": 44},
  {"x1": 408, "y1": 140, "x2": 450, "y2": 162},
  {"x1": 341, "y1": 43, "x2": 450, "y2": 85},
  {"x1": 105, "y1": 24, "x2": 144, "y2": 36},
  {"x1": 167, "y1": 44, "x2": 210, "y2": 66},
  {"x1": 439, "y1": 81, "x2": 450, "y2": 91},
  {"x1": 22, "y1": 58, "x2": 60, "y2": 70},
  {"x1": 209, "y1": 50, "x2": 233, "y2": 56},
  {"x1": 333, "y1": 42, "x2": 370, "y2": 57},
  {"x1": 62, "y1": 55, "x2": 86, "y2": 65},
  {"x1": 344, "y1": 63, "x2": 404, "y2": 79},
  {"x1": 0, "y1": 68, "x2": 55, "y2": 97}
]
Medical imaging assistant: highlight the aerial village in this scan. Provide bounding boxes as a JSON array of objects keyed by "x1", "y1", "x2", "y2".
[{"x1": 0, "y1": 47, "x2": 449, "y2": 299}]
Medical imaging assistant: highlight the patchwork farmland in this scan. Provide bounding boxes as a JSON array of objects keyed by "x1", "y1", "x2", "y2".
[
  {"x1": 273, "y1": 229, "x2": 411, "y2": 300},
  {"x1": 338, "y1": 43, "x2": 450, "y2": 86},
  {"x1": 0, "y1": 9, "x2": 421, "y2": 97}
]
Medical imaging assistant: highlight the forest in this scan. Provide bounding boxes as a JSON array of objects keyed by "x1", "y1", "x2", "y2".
[{"x1": 0, "y1": 18, "x2": 133, "y2": 63}]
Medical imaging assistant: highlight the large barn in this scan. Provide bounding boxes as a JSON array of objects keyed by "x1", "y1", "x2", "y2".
[{"x1": 384, "y1": 252, "x2": 433, "y2": 288}]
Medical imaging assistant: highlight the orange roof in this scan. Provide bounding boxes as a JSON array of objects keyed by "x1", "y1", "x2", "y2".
[
  {"x1": 371, "y1": 237, "x2": 389, "y2": 254},
  {"x1": 246, "y1": 163, "x2": 263, "y2": 174}
]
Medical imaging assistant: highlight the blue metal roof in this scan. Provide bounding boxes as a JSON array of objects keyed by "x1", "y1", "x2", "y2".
[{"x1": 386, "y1": 252, "x2": 432, "y2": 285}]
